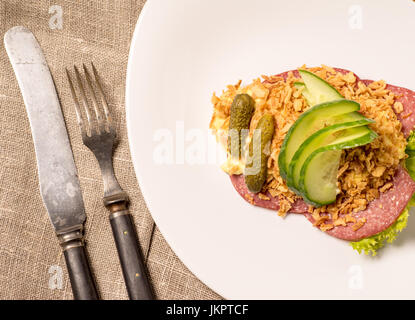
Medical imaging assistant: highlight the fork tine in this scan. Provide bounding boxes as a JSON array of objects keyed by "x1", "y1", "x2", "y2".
[
  {"x1": 90, "y1": 62, "x2": 112, "y2": 124},
  {"x1": 82, "y1": 63, "x2": 104, "y2": 132},
  {"x1": 66, "y1": 68, "x2": 87, "y2": 137},
  {"x1": 73, "y1": 65, "x2": 94, "y2": 134}
]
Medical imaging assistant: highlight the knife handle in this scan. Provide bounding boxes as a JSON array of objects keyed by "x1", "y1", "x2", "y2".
[
  {"x1": 106, "y1": 200, "x2": 153, "y2": 300},
  {"x1": 59, "y1": 230, "x2": 99, "y2": 300}
]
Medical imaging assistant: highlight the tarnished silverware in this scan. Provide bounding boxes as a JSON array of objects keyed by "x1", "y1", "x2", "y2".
[
  {"x1": 66, "y1": 63, "x2": 153, "y2": 300},
  {"x1": 5, "y1": 26, "x2": 99, "y2": 300}
]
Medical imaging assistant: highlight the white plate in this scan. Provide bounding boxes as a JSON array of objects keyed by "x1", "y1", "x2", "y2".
[{"x1": 126, "y1": 0, "x2": 415, "y2": 299}]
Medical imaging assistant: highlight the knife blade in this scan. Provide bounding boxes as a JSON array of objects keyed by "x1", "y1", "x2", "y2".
[{"x1": 4, "y1": 26, "x2": 98, "y2": 300}]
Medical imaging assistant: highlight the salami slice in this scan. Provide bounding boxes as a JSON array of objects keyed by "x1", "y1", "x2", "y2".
[
  {"x1": 304, "y1": 166, "x2": 415, "y2": 241},
  {"x1": 230, "y1": 174, "x2": 308, "y2": 213},
  {"x1": 226, "y1": 69, "x2": 415, "y2": 242},
  {"x1": 361, "y1": 79, "x2": 415, "y2": 137},
  {"x1": 309, "y1": 80, "x2": 415, "y2": 240}
]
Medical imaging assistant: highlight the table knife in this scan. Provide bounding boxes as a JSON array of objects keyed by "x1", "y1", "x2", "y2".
[{"x1": 4, "y1": 26, "x2": 99, "y2": 300}]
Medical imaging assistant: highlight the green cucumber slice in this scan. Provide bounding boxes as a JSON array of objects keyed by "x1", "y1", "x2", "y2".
[
  {"x1": 299, "y1": 126, "x2": 378, "y2": 206},
  {"x1": 280, "y1": 71, "x2": 345, "y2": 179},
  {"x1": 293, "y1": 82, "x2": 313, "y2": 105},
  {"x1": 278, "y1": 99, "x2": 360, "y2": 180},
  {"x1": 298, "y1": 69, "x2": 343, "y2": 105},
  {"x1": 287, "y1": 117, "x2": 375, "y2": 194},
  {"x1": 301, "y1": 150, "x2": 342, "y2": 206}
]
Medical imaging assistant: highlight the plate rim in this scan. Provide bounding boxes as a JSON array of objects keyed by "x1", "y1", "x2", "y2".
[
  {"x1": 125, "y1": 0, "x2": 415, "y2": 300},
  {"x1": 125, "y1": 0, "x2": 223, "y2": 298}
]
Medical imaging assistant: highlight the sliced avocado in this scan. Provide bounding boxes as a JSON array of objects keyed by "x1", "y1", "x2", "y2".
[
  {"x1": 299, "y1": 126, "x2": 378, "y2": 206},
  {"x1": 278, "y1": 99, "x2": 360, "y2": 180},
  {"x1": 287, "y1": 116, "x2": 375, "y2": 194},
  {"x1": 298, "y1": 69, "x2": 343, "y2": 106}
]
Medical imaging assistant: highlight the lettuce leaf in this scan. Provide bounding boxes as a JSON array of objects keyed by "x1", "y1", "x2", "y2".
[
  {"x1": 405, "y1": 131, "x2": 415, "y2": 179},
  {"x1": 350, "y1": 131, "x2": 415, "y2": 256},
  {"x1": 350, "y1": 206, "x2": 410, "y2": 256},
  {"x1": 406, "y1": 130, "x2": 415, "y2": 153}
]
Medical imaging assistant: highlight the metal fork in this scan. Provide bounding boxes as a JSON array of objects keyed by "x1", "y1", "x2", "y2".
[{"x1": 66, "y1": 63, "x2": 153, "y2": 300}]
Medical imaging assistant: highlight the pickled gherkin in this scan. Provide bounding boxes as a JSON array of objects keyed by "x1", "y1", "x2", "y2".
[
  {"x1": 227, "y1": 94, "x2": 255, "y2": 159},
  {"x1": 244, "y1": 114, "x2": 275, "y2": 193}
]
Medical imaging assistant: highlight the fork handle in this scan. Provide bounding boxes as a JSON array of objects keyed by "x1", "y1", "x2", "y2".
[{"x1": 109, "y1": 207, "x2": 154, "y2": 300}]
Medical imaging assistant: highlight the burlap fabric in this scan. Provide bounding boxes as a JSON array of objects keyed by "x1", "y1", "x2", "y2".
[{"x1": 0, "y1": 0, "x2": 221, "y2": 300}]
